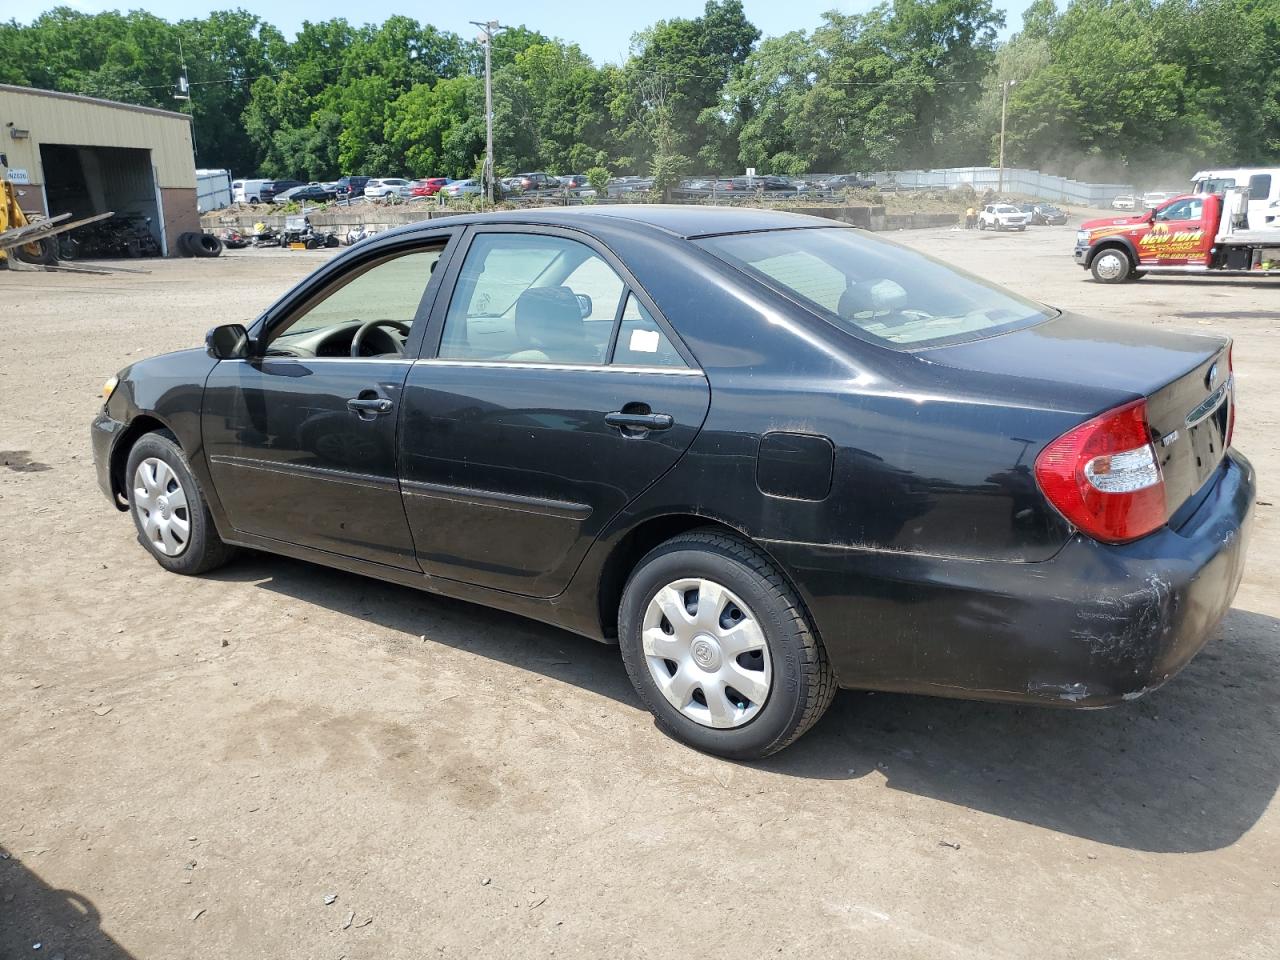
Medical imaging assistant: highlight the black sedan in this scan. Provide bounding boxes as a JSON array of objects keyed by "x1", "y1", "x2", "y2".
[
  {"x1": 274, "y1": 183, "x2": 337, "y2": 204},
  {"x1": 1019, "y1": 202, "x2": 1069, "y2": 225},
  {"x1": 91, "y1": 207, "x2": 1252, "y2": 759}
]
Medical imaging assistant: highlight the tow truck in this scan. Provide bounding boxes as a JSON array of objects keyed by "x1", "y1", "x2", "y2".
[{"x1": 1074, "y1": 185, "x2": 1280, "y2": 283}]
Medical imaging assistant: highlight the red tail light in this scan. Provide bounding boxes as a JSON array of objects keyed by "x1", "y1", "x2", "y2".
[{"x1": 1034, "y1": 399, "x2": 1167, "y2": 543}]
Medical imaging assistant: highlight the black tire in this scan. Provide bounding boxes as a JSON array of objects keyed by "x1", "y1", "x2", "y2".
[
  {"x1": 176, "y1": 231, "x2": 202, "y2": 257},
  {"x1": 304, "y1": 236, "x2": 321, "y2": 250},
  {"x1": 124, "y1": 431, "x2": 235, "y2": 575},
  {"x1": 193, "y1": 234, "x2": 223, "y2": 257},
  {"x1": 13, "y1": 237, "x2": 58, "y2": 265},
  {"x1": 618, "y1": 529, "x2": 837, "y2": 760},
  {"x1": 977, "y1": 219, "x2": 987, "y2": 231},
  {"x1": 1131, "y1": 270, "x2": 1147, "y2": 280},
  {"x1": 1090, "y1": 247, "x2": 1133, "y2": 283}
]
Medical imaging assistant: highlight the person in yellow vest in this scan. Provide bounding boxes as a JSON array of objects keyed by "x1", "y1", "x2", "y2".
[{"x1": 964, "y1": 207, "x2": 977, "y2": 230}]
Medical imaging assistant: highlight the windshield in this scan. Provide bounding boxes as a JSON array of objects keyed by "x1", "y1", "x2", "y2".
[{"x1": 695, "y1": 227, "x2": 1054, "y2": 348}]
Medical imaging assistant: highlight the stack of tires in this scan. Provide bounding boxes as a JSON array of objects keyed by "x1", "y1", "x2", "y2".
[{"x1": 177, "y1": 232, "x2": 224, "y2": 258}]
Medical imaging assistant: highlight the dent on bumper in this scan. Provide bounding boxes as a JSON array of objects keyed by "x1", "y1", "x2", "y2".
[
  {"x1": 91, "y1": 410, "x2": 125, "y2": 506},
  {"x1": 766, "y1": 451, "x2": 1255, "y2": 706}
]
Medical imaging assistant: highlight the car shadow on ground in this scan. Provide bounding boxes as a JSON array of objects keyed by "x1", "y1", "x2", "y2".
[
  {"x1": 212, "y1": 556, "x2": 1279, "y2": 855},
  {"x1": 0, "y1": 845, "x2": 136, "y2": 959}
]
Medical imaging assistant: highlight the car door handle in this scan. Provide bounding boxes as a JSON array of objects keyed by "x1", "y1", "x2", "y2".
[
  {"x1": 604, "y1": 411, "x2": 673, "y2": 432},
  {"x1": 347, "y1": 397, "x2": 393, "y2": 415}
]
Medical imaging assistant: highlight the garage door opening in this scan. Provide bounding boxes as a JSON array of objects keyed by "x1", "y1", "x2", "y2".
[{"x1": 40, "y1": 144, "x2": 165, "y2": 258}]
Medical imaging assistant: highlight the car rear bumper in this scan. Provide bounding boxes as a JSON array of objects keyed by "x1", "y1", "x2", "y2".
[
  {"x1": 91, "y1": 409, "x2": 126, "y2": 506},
  {"x1": 765, "y1": 449, "x2": 1255, "y2": 706}
]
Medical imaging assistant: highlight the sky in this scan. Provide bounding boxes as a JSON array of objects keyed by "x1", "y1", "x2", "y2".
[{"x1": 24, "y1": 0, "x2": 1036, "y2": 64}]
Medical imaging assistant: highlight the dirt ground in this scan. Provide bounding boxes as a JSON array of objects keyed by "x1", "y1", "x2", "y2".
[{"x1": 1, "y1": 222, "x2": 1277, "y2": 960}]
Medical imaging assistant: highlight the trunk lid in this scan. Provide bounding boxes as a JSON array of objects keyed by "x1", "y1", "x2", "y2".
[{"x1": 920, "y1": 312, "x2": 1231, "y2": 518}]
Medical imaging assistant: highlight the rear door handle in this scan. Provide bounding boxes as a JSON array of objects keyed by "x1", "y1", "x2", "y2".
[
  {"x1": 604, "y1": 411, "x2": 673, "y2": 432},
  {"x1": 347, "y1": 397, "x2": 393, "y2": 416}
]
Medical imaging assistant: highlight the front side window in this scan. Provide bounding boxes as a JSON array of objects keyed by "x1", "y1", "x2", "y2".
[
  {"x1": 1156, "y1": 198, "x2": 1202, "y2": 222},
  {"x1": 267, "y1": 245, "x2": 445, "y2": 358},
  {"x1": 1248, "y1": 174, "x2": 1272, "y2": 199},
  {"x1": 438, "y1": 233, "x2": 626, "y2": 364},
  {"x1": 697, "y1": 227, "x2": 1054, "y2": 348}
]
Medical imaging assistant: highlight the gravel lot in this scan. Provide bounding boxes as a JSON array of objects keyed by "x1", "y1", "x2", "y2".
[{"x1": 2, "y1": 223, "x2": 1277, "y2": 959}]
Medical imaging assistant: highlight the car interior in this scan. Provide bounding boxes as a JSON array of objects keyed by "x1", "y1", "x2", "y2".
[
  {"x1": 265, "y1": 245, "x2": 446, "y2": 358},
  {"x1": 699, "y1": 228, "x2": 1052, "y2": 347},
  {"x1": 438, "y1": 234, "x2": 686, "y2": 367}
]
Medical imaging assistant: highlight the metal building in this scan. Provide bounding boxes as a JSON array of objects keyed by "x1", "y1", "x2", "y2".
[{"x1": 0, "y1": 84, "x2": 200, "y2": 256}]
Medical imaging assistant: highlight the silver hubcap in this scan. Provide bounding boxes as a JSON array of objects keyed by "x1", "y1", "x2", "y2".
[
  {"x1": 1096, "y1": 252, "x2": 1125, "y2": 280},
  {"x1": 133, "y1": 457, "x2": 190, "y2": 557},
  {"x1": 642, "y1": 578, "x2": 772, "y2": 729}
]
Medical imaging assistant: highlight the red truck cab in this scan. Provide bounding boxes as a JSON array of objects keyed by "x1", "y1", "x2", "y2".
[{"x1": 1075, "y1": 192, "x2": 1280, "y2": 282}]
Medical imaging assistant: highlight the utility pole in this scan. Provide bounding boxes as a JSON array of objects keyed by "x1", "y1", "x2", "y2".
[
  {"x1": 174, "y1": 38, "x2": 197, "y2": 157},
  {"x1": 470, "y1": 20, "x2": 507, "y2": 204},
  {"x1": 997, "y1": 79, "x2": 1014, "y2": 194}
]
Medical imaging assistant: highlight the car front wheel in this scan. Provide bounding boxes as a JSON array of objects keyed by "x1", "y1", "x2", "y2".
[
  {"x1": 618, "y1": 529, "x2": 837, "y2": 759},
  {"x1": 125, "y1": 432, "x2": 235, "y2": 575},
  {"x1": 1090, "y1": 248, "x2": 1133, "y2": 283}
]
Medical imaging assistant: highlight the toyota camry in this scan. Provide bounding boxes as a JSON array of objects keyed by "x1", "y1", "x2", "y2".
[{"x1": 91, "y1": 206, "x2": 1253, "y2": 759}]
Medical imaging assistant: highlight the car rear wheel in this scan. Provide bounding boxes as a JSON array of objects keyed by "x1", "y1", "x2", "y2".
[
  {"x1": 125, "y1": 432, "x2": 235, "y2": 575},
  {"x1": 1091, "y1": 248, "x2": 1132, "y2": 283},
  {"x1": 618, "y1": 529, "x2": 837, "y2": 759}
]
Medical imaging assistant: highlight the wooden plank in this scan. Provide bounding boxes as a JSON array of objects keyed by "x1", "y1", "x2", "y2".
[{"x1": 0, "y1": 211, "x2": 114, "y2": 251}]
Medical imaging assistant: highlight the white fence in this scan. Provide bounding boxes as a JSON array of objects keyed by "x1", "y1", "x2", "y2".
[{"x1": 877, "y1": 166, "x2": 1134, "y2": 207}]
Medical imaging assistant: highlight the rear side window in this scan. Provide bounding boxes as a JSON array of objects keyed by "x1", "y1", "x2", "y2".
[
  {"x1": 614, "y1": 294, "x2": 687, "y2": 368},
  {"x1": 697, "y1": 227, "x2": 1053, "y2": 348},
  {"x1": 1249, "y1": 174, "x2": 1272, "y2": 199},
  {"x1": 438, "y1": 233, "x2": 625, "y2": 364}
]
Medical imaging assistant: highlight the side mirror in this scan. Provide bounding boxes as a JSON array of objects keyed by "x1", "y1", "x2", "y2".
[
  {"x1": 575, "y1": 293, "x2": 593, "y2": 318},
  {"x1": 206, "y1": 323, "x2": 250, "y2": 360}
]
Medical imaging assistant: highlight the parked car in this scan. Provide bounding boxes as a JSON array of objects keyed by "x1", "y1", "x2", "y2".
[
  {"x1": 259, "y1": 180, "x2": 303, "y2": 203},
  {"x1": 230, "y1": 180, "x2": 246, "y2": 204},
  {"x1": 823, "y1": 174, "x2": 877, "y2": 191},
  {"x1": 1112, "y1": 195, "x2": 1137, "y2": 210},
  {"x1": 92, "y1": 207, "x2": 1250, "y2": 760},
  {"x1": 236, "y1": 179, "x2": 273, "y2": 204},
  {"x1": 274, "y1": 184, "x2": 336, "y2": 205},
  {"x1": 410, "y1": 177, "x2": 451, "y2": 197},
  {"x1": 978, "y1": 203, "x2": 1030, "y2": 231},
  {"x1": 1018, "y1": 202, "x2": 1069, "y2": 225},
  {"x1": 441, "y1": 178, "x2": 482, "y2": 198},
  {"x1": 1142, "y1": 191, "x2": 1177, "y2": 210},
  {"x1": 608, "y1": 176, "x2": 654, "y2": 196},
  {"x1": 558, "y1": 174, "x2": 596, "y2": 196},
  {"x1": 335, "y1": 176, "x2": 372, "y2": 199},
  {"x1": 509, "y1": 172, "x2": 559, "y2": 193},
  {"x1": 364, "y1": 178, "x2": 414, "y2": 199}
]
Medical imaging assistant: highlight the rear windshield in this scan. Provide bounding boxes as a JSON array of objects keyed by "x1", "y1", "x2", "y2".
[{"x1": 695, "y1": 227, "x2": 1054, "y2": 348}]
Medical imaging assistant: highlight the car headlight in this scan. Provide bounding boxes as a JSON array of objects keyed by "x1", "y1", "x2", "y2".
[
  {"x1": 102, "y1": 375, "x2": 119, "y2": 401},
  {"x1": 1076, "y1": 230, "x2": 1089, "y2": 243}
]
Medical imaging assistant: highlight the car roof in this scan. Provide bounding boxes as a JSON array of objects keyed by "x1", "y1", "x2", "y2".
[{"x1": 383, "y1": 204, "x2": 850, "y2": 240}]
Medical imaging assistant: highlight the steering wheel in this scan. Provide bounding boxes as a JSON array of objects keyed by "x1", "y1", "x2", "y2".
[{"x1": 350, "y1": 318, "x2": 411, "y2": 357}]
